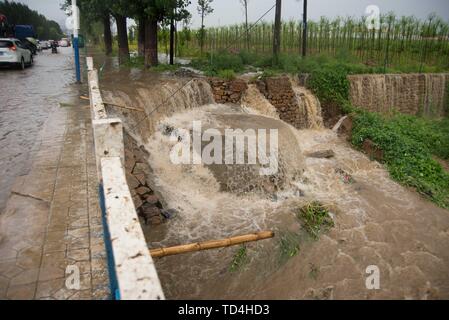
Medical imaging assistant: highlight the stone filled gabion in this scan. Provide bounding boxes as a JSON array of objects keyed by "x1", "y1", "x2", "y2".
[{"x1": 124, "y1": 133, "x2": 165, "y2": 226}]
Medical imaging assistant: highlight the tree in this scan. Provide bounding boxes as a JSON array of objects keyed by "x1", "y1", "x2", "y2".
[
  {"x1": 62, "y1": 0, "x2": 112, "y2": 55},
  {"x1": 140, "y1": 0, "x2": 191, "y2": 67},
  {"x1": 110, "y1": 0, "x2": 132, "y2": 64},
  {"x1": 1, "y1": 0, "x2": 63, "y2": 39},
  {"x1": 197, "y1": 0, "x2": 213, "y2": 55},
  {"x1": 273, "y1": 0, "x2": 282, "y2": 63},
  {"x1": 240, "y1": 0, "x2": 249, "y2": 51}
]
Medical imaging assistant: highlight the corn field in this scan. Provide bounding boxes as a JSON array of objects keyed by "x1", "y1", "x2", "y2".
[{"x1": 170, "y1": 14, "x2": 449, "y2": 68}]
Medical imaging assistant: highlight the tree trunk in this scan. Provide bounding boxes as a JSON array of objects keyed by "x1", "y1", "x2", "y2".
[
  {"x1": 138, "y1": 18, "x2": 146, "y2": 57},
  {"x1": 200, "y1": 14, "x2": 205, "y2": 55},
  {"x1": 144, "y1": 18, "x2": 158, "y2": 68},
  {"x1": 114, "y1": 14, "x2": 129, "y2": 64},
  {"x1": 244, "y1": 2, "x2": 249, "y2": 51},
  {"x1": 273, "y1": 0, "x2": 282, "y2": 63},
  {"x1": 103, "y1": 14, "x2": 112, "y2": 56},
  {"x1": 169, "y1": 17, "x2": 175, "y2": 65},
  {"x1": 302, "y1": 0, "x2": 307, "y2": 57}
]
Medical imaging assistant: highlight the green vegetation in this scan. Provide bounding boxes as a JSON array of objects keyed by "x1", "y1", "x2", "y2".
[
  {"x1": 351, "y1": 111, "x2": 449, "y2": 208},
  {"x1": 278, "y1": 231, "x2": 301, "y2": 263},
  {"x1": 123, "y1": 55, "x2": 181, "y2": 72},
  {"x1": 229, "y1": 245, "x2": 248, "y2": 272},
  {"x1": 297, "y1": 202, "x2": 334, "y2": 239},
  {"x1": 278, "y1": 201, "x2": 334, "y2": 263},
  {"x1": 184, "y1": 14, "x2": 449, "y2": 73}
]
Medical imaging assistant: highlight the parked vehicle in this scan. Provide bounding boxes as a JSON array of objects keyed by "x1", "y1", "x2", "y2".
[
  {"x1": 40, "y1": 40, "x2": 49, "y2": 50},
  {"x1": 58, "y1": 39, "x2": 68, "y2": 47},
  {"x1": 0, "y1": 38, "x2": 33, "y2": 69},
  {"x1": 14, "y1": 25, "x2": 37, "y2": 55}
]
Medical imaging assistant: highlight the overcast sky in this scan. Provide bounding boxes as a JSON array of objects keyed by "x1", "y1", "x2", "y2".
[{"x1": 14, "y1": 0, "x2": 449, "y2": 30}]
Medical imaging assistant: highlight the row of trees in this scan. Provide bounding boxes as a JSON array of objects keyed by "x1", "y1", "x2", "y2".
[
  {"x1": 0, "y1": 0, "x2": 63, "y2": 40},
  {"x1": 191, "y1": 13, "x2": 449, "y2": 68},
  {"x1": 65, "y1": 0, "x2": 204, "y2": 67},
  {"x1": 67, "y1": 0, "x2": 289, "y2": 67}
]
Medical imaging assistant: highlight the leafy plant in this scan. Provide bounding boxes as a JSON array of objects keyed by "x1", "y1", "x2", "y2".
[
  {"x1": 351, "y1": 110, "x2": 449, "y2": 208},
  {"x1": 217, "y1": 69, "x2": 236, "y2": 80},
  {"x1": 229, "y1": 244, "x2": 248, "y2": 272},
  {"x1": 278, "y1": 231, "x2": 301, "y2": 263},
  {"x1": 297, "y1": 202, "x2": 334, "y2": 239}
]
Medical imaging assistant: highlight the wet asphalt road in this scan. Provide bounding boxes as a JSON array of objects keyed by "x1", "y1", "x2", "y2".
[{"x1": 0, "y1": 47, "x2": 80, "y2": 212}]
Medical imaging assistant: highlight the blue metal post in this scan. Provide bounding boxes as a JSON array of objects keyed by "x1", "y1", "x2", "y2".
[
  {"x1": 72, "y1": 0, "x2": 81, "y2": 83},
  {"x1": 73, "y1": 36, "x2": 81, "y2": 83}
]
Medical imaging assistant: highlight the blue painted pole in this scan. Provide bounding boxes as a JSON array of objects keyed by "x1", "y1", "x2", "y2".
[
  {"x1": 73, "y1": 36, "x2": 81, "y2": 83},
  {"x1": 72, "y1": 0, "x2": 81, "y2": 83}
]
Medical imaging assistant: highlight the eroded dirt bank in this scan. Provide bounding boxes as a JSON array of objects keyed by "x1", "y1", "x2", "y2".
[{"x1": 99, "y1": 70, "x2": 449, "y2": 299}]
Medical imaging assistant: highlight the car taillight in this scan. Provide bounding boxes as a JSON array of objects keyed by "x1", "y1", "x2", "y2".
[{"x1": 9, "y1": 46, "x2": 16, "y2": 51}]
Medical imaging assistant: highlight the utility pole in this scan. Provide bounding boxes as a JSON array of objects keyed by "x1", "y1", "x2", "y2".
[
  {"x1": 273, "y1": 0, "x2": 282, "y2": 63},
  {"x1": 302, "y1": 0, "x2": 307, "y2": 57},
  {"x1": 169, "y1": 12, "x2": 175, "y2": 65},
  {"x1": 72, "y1": 0, "x2": 81, "y2": 83}
]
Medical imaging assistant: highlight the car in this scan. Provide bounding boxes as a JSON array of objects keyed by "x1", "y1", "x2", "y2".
[
  {"x1": 0, "y1": 38, "x2": 33, "y2": 69},
  {"x1": 59, "y1": 39, "x2": 69, "y2": 47},
  {"x1": 40, "y1": 40, "x2": 49, "y2": 50}
]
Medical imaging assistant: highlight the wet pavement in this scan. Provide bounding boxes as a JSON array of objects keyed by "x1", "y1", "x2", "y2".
[
  {"x1": 0, "y1": 48, "x2": 81, "y2": 212},
  {"x1": 0, "y1": 47, "x2": 110, "y2": 299}
]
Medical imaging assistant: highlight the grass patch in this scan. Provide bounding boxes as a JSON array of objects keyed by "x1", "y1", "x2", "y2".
[
  {"x1": 278, "y1": 231, "x2": 301, "y2": 264},
  {"x1": 297, "y1": 202, "x2": 334, "y2": 239},
  {"x1": 351, "y1": 111, "x2": 449, "y2": 208},
  {"x1": 229, "y1": 245, "x2": 248, "y2": 272},
  {"x1": 123, "y1": 55, "x2": 181, "y2": 73},
  {"x1": 217, "y1": 69, "x2": 236, "y2": 80}
]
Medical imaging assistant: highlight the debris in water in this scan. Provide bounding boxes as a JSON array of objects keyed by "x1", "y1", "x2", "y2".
[
  {"x1": 335, "y1": 168, "x2": 355, "y2": 184},
  {"x1": 306, "y1": 149, "x2": 335, "y2": 159},
  {"x1": 161, "y1": 208, "x2": 178, "y2": 220},
  {"x1": 297, "y1": 201, "x2": 334, "y2": 239}
]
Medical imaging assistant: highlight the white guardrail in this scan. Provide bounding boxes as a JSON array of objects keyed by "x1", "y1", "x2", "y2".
[{"x1": 86, "y1": 57, "x2": 165, "y2": 300}]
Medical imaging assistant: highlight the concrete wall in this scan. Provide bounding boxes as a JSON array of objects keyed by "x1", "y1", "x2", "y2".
[
  {"x1": 348, "y1": 73, "x2": 449, "y2": 117},
  {"x1": 86, "y1": 57, "x2": 164, "y2": 300}
]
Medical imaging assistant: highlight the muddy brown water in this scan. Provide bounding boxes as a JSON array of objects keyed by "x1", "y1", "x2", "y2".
[
  {"x1": 0, "y1": 47, "x2": 84, "y2": 212},
  {"x1": 100, "y1": 71, "x2": 449, "y2": 299}
]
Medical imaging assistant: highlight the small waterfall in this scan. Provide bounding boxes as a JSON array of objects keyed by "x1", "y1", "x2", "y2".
[
  {"x1": 290, "y1": 79, "x2": 324, "y2": 129},
  {"x1": 241, "y1": 84, "x2": 280, "y2": 119},
  {"x1": 348, "y1": 73, "x2": 448, "y2": 117},
  {"x1": 102, "y1": 78, "x2": 215, "y2": 140},
  {"x1": 332, "y1": 115, "x2": 348, "y2": 132},
  {"x1": 423, "y1": 74, "x2": 448, "y2": 116}
]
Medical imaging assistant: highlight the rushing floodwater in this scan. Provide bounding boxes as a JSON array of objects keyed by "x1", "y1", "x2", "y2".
[{"x1": 101, "y1": 72, "x2": 449, "y2": 299}]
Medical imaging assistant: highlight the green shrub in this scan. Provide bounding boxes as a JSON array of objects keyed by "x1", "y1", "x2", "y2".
[
  {"x1": 308, "y1": 64, "x2": 350, "y2": 105},
  {"x1": 297, "y1": 202, "x2": 334, "y2": 239},
  {"x1": 351, "y1": 111, "x2": 449, "y2": 208},
  {"x1": 217, "y1": 69, "x2": 236, "y2": 80}
]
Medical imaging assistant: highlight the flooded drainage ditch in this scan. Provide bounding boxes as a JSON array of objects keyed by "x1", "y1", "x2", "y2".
[{"x1": 97, "y1": 66, "x2": 449, "y2": 300}]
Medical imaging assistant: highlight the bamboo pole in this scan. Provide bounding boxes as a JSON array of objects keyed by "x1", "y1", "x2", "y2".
[
  {"x1": 150, "y1": 231, "x2": 274, "y2": 258},
  {"x1": 103, "y1": 101, "x2": 145, "y2": 112}
]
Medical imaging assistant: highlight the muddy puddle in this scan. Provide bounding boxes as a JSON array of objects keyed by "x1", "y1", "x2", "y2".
[{"x1": 100, "y1": 72, "x2": 449, "y2": 300}]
